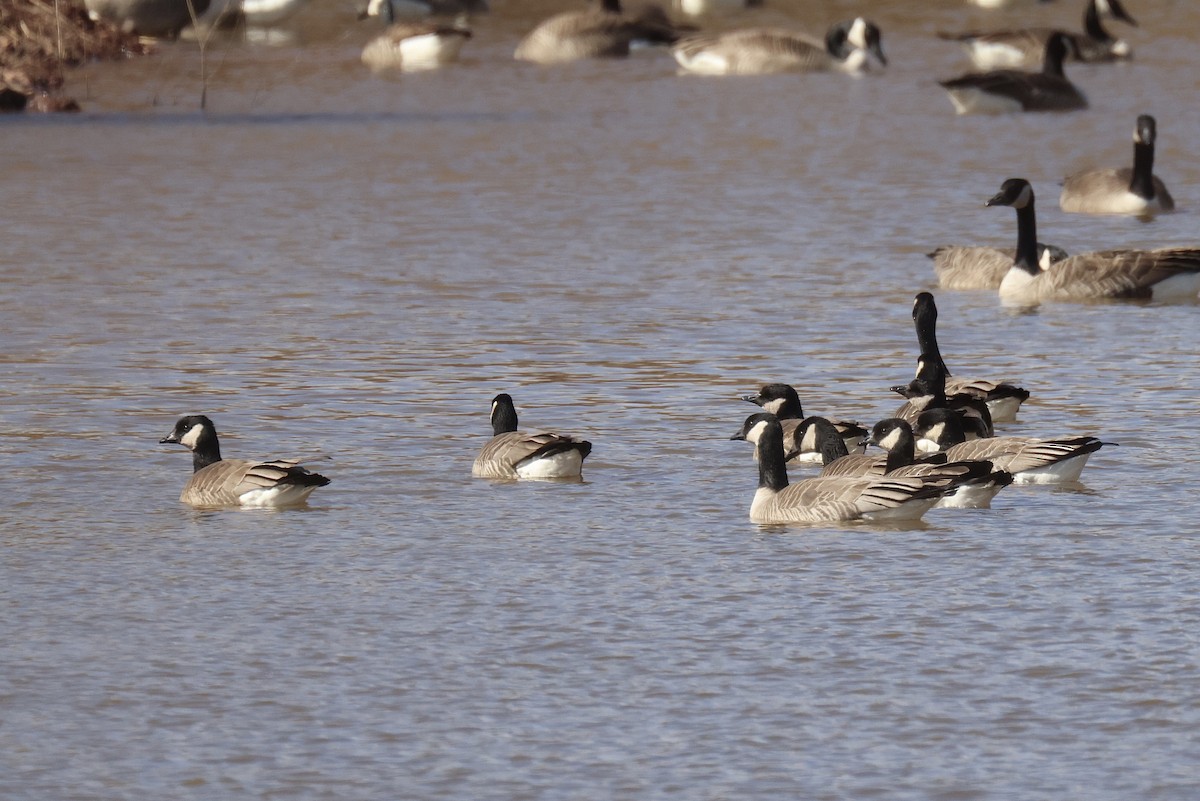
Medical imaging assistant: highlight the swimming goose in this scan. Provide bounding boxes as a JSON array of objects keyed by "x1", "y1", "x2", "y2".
[
  {"x1": 1060, "y1": 114, "x2": 1175, "y2": 216},
  {"x1": 912, "y1": 408, "x2": 1108, "y2": 484},
  {"x1": 928, "y1": 242, "x2": 1067, "y2": 290},
  {"x1": 795, "y1": 416, "x2": 1012, "y2": 509},
  {"x1": 907, "y1": 292, "x2": 1030, "y2": 422},
  {"x1": 361, "y1": 21, "x2": 471, "y2": 71},
  {"x1": 472, "y1": 393, "x2": 593, "y2": 480},
  {"x1": 160, "y1": 415, "x2": 330, "y2": 508},
  {"x1": 741, "y1": 383, "x2": 867, "y2": 463},
  {"x1": 514, "y1": 0, "x2": 681, "y2": 64},
  {"x1": 672, "y1": 18, "x2": 886, "y2": 75},
  {"x1": 731, "y1": 413, "x2": 953, "y2": 524},
  {"x1": 941, "y1": 0, "x2": 1136, "y2": 70},
  {"x1": 938, "y1": 32, "x2": 1087, "y2": 114},
  {"x1": 987, "y1": 178, "x2": 1200, "y2": 305}
]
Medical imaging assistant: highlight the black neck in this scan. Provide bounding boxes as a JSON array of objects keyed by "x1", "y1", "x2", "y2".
[
  {"x1": 813, "y1": 419, "x2": 850, "y2": 466},
  {"x1": 600, "y1": 0, "x2": 621, "y2": 12},
  {"x1": 884, "y1": 428, "x2": 917, "y2": 471},
  {"x1": 774, "y1": 394, "x2": 804, "y2": 420},
  {"x1": 913, "y1": 299, "x2": 951, "y2": 378},
  {"x1": 190, "y1": 429, "x2": 222, "y2": 472},
  {"x1": 492, "y1": 404, "x2": 518, "y2": 435},
  {"x1": 758, "y1": 421, "x2": 790, "y2": 492},
  {"x1": 1082, "y1": 2, "x2": 1113, "y2": 42},
  {"x1": 1129, "y1": 140, "x2": 1156, "y2": 200},
  {"x1": 1012, "y1": 197, "x2": 1041, "y2": 276},
  {"x1": 1043, "y1": 39, "x2": 1068, "y2": 77}
]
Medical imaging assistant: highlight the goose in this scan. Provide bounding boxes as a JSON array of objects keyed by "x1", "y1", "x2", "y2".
[
  {"x1": 928, "y1": 241, "x2": 1067, "y2": 290},
  {"x1": 796, "y1": 417, "x2": 1013, "y2": 509},
  {"x1": 159, "y1": 415, "x2": 330, "y2": 508},
  {"x1": 472, "y1": 393, "x2": 593, "y2": 480},
  {"x1": 741, "y1": 383, "x2": 866, "y2": 463},
  {"x1": 906, "y1": 292, "x2": 1030, "y2": 422},
  {"x1": 1060, "y1": 114, "x2": 1175, "y2": 216},
  {"x1": 676, "y1": 0, "x2": 762, "y2": 17},
  {"x1": 359, "y1": 0, "x2": 487, "y2": 22},
  {"x1": 891, "y1": 353, "x2": 996, "y2": 441},
  {"x1": 986, "y1": 178, "x2": 1200, "y2": 305},
  {"x1": 672, "y1": 17, "x2": 886, "y2": 75},
  {"x1": 938, "y1": 32, "x2": 1086, "y2": 114},
  {"x1": 731, "y1": 413, "x2": 954, "y2": 524},
  {"x1": 912, "y1": 408, "x2": 1108, "y2": 484},
  {"x1": 514, "y1": 0, "x2": 682, "y2": 64},
  {"x1": 940, "y1": 0, "x2": 1136, "y2": 70},
  {"x1": 361, "y1": 21, "x2": 471, "y2": 71}
]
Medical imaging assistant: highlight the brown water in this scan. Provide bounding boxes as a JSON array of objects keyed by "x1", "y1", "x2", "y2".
[{"x1": 4, "y1": 1, "x2": 1200, "y2": 798}]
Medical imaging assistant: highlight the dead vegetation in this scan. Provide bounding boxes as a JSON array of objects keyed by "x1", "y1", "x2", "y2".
[{"x1": 1, "y1": 0, "x2": 154, "y2": 111}]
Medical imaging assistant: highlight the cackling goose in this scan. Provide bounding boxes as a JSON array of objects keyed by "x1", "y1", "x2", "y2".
[
  {"x1": 986, "y1": 178, "x2": 1200, "y2": 305},
  {"x1": 940, "y1": 0, "x2": 1136, "y2": 70},
  {"x1": 741, "y1": 383, "x2": 866, "y2": 463},
  {"x1": 472, "y1": 393, "x2": 593, "y2": 480},
  {"x1": 1060, "y1": 114, "x2": 1175, "y2": 216},
  {"x1": 514, "y1": 0, "x2": 682, "y2": 64},
  {"x1": 891, "y1": 354, "x2": 996, "y2": 442},
  {"x1": 672, "y1": 17, "x2": 886, "y2": 75},
  {"x1": 731, "y1": 412, "x2": 955, "y2": 524},
  {"x1": 797, "y1": 416, "x2": 1013, "y2": 509},
  {"x1": 912, "y1": 407, "x2": 1109, "y2": 484},
  {"x1": 938, "y1": 32, "x2": 1087, "y2": 114},
  {"x1": 160, "y1": 415, "x2": 330, "y2": 508}
]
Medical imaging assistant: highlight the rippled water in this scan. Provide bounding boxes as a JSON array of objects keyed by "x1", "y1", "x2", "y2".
[{"x1": 4, "y1": 0, "x2": 1200, "y2": 798}]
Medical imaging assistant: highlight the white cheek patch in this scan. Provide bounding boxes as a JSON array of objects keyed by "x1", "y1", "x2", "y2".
[
  {"x1": 746, "y1": 419, "x2": 769, "y2": 445},
  {"x1": 923, "y1": 422, "x2": 946, "y2": 445},
  {"x1": 761, "y1": 398, "x2": 784, "y2": 415},
  {"x1": 878, "y1": 427, "x2": 903, "y2": 452},
  {"x1": 847, "y1": 18, "x2": 868, "y2": 50},
  {"x1": 179, "y1": 424, "x2": 204, "y2": 449}
]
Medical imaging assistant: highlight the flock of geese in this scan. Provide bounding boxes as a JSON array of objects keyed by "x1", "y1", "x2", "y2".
[
  {"x1": 157, "y1": 0, "x2": 1195, "y2": 521},
  {"x1": 160, "y1": 292, "x2": 1110, "y2": 524}
]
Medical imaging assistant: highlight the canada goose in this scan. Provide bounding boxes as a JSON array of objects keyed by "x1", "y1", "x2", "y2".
[
  {"x1": 85, "y1": 0, "x2": 210, "y2": 36},
  {"x1": 361, "y1": 21, "x2": 471, "y2": 70},
  {"x1": 159, "y1": 415, "x2": 330, "y2": 508},
  {"x1": 741, "y1": 383, "x2": 866, "y2": 463},
  {"x1": 907, "y1": 292, "x2": 1030, "y2": 422},
  {"x1": 359, "y1": 0, "x2": 486, "y2": 22},
  {"x1": 795, "y1": 416, "x2": 1013, "y2": 509},
  {"x1": 940, "y1": 0, "x2": 1136, "y2": 70},
  {"x1": 472, "y1": 393, "x2": 593, "y2": 480},
  {"x1": 1060, "y1": 114, "x2": 1175, "y2": 216},
  {"x1": 986, "y1": 178, "x2": 1200, "y2": 305},
  {"x1": 672, "y1": 18, "x2": 886, "y2": 75},
  {"x1": 731, "y1": 413, "x2": 953, "y2": 524},
  {"x1": 912, "y1": 408, "x2": 1108, "y2": 484},
  {"x1": 938, "y1": 32, "x2": 1086, "y2": 114},
  {"x1": 928, "y1": 240, "x2": 1068, "y2": 290},
  {"x1": 514, "y1": 0, "x2": 681, "y2": 64}
]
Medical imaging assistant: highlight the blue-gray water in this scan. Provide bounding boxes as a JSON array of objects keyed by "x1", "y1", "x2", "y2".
[{"x1": 3, "y1": 0, "x2": 1200, "y2": 798}]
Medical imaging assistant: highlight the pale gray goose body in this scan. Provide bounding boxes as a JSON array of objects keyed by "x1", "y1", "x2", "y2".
[
  {"x1": 514, "y1": 0, "x2": 681, "y2": 64},
  {"x1": 160, "y1": 415, "x2": 330, "y2": 508},
  {"x1": 1061, "y1": 114, "x2": 1175, "y2": 216},
  {"x1": 672, "y1": 17, "x2": 886, "y2": 75},
  {"x1": 472, "y1": 393, "x2": 592, "y2": 480}
]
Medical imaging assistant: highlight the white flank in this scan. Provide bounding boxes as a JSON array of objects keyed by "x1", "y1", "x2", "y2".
[
  {"x1": 966, "y1": 42, "x2": 1028, "y2": 70},
  {"x1": 1011, "y1": 453, "x2": 1092, "y2": 484},
  {"x1": 516, "y1": 449, "x2": 584, "y2": 479}
]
